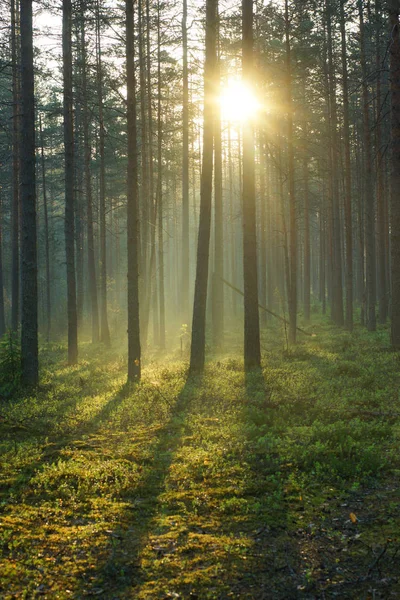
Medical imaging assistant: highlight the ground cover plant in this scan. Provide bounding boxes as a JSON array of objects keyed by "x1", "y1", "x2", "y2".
[{"x1": 1, "y1": 321, "x2": 400, "y2": 599}]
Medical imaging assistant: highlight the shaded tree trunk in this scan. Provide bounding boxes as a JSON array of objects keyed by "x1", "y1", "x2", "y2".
[
  {"x1": 0, "y1": 192, "x2": 5, "y2": 337},
  {"x1": 126, "y1": 0, "x2": 141, "y2": 381},
  {"x1": 81, "y1": 6, "x2": 100, "y2": 343},
  {"x1": 285, "y1": 0, "x2": 297, "y2": 344},
  {"x1": 389, "y1": 0, "x2": 400, "y2": 347},
  {"x1": 359, "y1": 0, "x2": 376, "y2": 331},
  {"x1": 20, "y1": 0, "x2": 38, "y2": 385},
  {"x1": 39, "y1": 115, "x2": 51, "y2": 342},
  {"x1": 11, "y1": 0, "x2": 20, "y2": 333},
  {"x1": 96, "y1": 0, "x2": 110, "y2": 345},
  {"x1": 340, "y1": 0, "x2": 353, "y2": 331},
  {"x1": 63, "y1": 0, "x2": 78, "y2": 364},
  {"x1": 242, "y1": 0, "x2": 261, "y2": 368}
]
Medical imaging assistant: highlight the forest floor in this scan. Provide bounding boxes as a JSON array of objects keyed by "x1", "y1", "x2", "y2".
[{"x1": 1, "y1": 319, "x2": 400, "y2": 599}]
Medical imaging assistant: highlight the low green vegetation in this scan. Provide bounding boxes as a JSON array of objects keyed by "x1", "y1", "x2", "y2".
[{"x1": 1, "y1": 320, "x2": 400, "y2": 598}]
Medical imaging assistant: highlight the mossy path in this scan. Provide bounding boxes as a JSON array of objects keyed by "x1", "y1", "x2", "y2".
[{"x1": 1, "y1": 325, "x2": 400, "y2": 598}]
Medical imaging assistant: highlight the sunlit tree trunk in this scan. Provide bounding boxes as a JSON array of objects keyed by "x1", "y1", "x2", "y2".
[
  {"x1": 182, "y1": 0, "x2": 190, "y2": 324},
  {"x1": 96, "y1": 0, "x2": 110, "y2": 345},
  {"x1": 157, "y1": 0, "x2": 165, "y2": 349},
  {"x1": 189, "y1": 0, "x2": 217, "y2": 374},
  {"x1": 126, "y1": 0, "x2": 141, "y2": 381},
  {"x1": 212, "y1": 11, "x2": 224, "y2": 349}
]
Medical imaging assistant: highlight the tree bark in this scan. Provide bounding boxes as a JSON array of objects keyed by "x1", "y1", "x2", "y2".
[
  {"x1": 359, "y1": 0, "x2": 376, "y2": 331},
  {"x1": 242, "y1": 0, "x2": 261, "y2": 368},
  {"x1": 285, "y1": 0, "x2": 297, "y2": 344},
  {"x1": 182, "y1": 0, "x2": 190, "y2": 323},
  {"x1": 189, "y1": 0, "x2": 217, "y2": 374},
  {"x1": 126, "y1": 0, "x2": 141, "y2": 381},
  {"x1": 20, "y1": 0, "x2": 38, "y2": 385},
  {"x1": 63, "y1": 0, "x2": 78, "y2": 364},
  {"x1": 340, "y1": 0, "x2": 353, "y2": 331},
  {"x1": 39, "y1": 115, "x2": 51, "y2": 342},
  {"x1": 11, "y1": 0, "x2": 20, "y2": 333},
  {"x1": 389, "y1": 0, "x2": 400, "y2": 347},
  {"x1": 96, "y1": 0, "x2": 110, "y2": 345}
]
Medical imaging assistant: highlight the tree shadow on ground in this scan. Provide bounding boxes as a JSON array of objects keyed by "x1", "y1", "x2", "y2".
[{"x1": 75, "y1": 376, "x2": 197, "y2": 597}]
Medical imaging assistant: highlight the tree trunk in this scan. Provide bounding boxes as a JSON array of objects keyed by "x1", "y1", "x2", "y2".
[
  {"x1": 212, "y1": 13, "x2": 224, "y2": 349},
  {"x1": 39, "y1": 115, "x2": 51, "y2": 342},
  {"x1": 189, "y1": 0, "x2": 217, "y2": 374},
  {"x1": 389, "y1": 0, "x2": 400, "y2": 347},
  {"x1": 157, "y1": 0, "x2": 165, "y2": 349},
  {"x1": 340, "y1": 0, "x2": 353, "y2": 331},
  {"x1": 326, "y1": 0, "x2": 344, "y2": 326},
  {"x1": 242, "y1": 0, "x2": 261, "y2": 369},
  {"x1": 359, "y1": 0, "x2": 376, "y2": 331},
  {"x1": 81, "y1": 6, "x2": 99, "y2": 343},
  {"x1": 0, "y1": 192, "x2": 5, "y2": 337},
  {"x1": 11, "y1": 0, "x2": 20, "y2": 333},
  {"x1": 63, "y1": 0, "x2": 78, "y2": 364},
  {"x1": 285, "y1": 0, "x2": 297, "y2": 344},
  {"x1": 182, "y1": 0, "x2": 190, "y2": 323},
  {"x1": 375, "y1": 2, "x2": 388, "y2": 324},
  {"x1": 96, "y1": 0, "x2": 110, "y2": 345},
  {"x1": 126, "y1": 0, "x2": 141, "y2": 381},
  {"x1": 20, "y1": 0, "x2": 38, "y2": 385}
]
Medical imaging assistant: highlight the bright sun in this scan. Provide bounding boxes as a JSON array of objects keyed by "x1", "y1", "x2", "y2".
[{"x1": 219, "y1": 81, "x2": 261, "y2": 123}]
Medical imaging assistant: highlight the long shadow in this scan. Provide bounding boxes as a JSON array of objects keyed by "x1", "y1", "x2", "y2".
[
  {"x1": 238, "y1": 366, "x2": 303, "y2": 599},
  {"x1": 0, "y1": 379, "x2": 131, "y2": 513},
  {"x1": 75, "y1": 376, "x2": 198, "y2": 597}
]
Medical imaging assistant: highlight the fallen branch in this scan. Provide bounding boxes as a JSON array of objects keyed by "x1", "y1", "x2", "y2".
[{"x1": 221, "y1": 277, "x2": 314, "y2": 337}]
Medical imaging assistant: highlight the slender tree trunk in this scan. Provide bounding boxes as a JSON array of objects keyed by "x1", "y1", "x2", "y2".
[
  {"x1": 182, "y1": 0, "x2": 190, "y2": 323},
  {"x1": 157, "y1": 0, "x2": 165, "y2": 349},
  {"x1": 20, "y1": 0, "x2": 38, "y2": 385},
  {"x1": 285, "y1": 0, "x2": 297, "y2": 343},
  {"x1": 189, "y1": 0, "x2": 217, "y2": 374},
  {"x1": 340, "y1": 0, "x2": 353, "y2": 331},
  {"x1": 11, "y1": 0, "x2": 20, "y2": 333},
  {"x1": 0, "y1": 192, "x2": 5, "y2": 337},
  {"x1": 359, "y1": 0, "x2": 376, "y2": 331},
  {"x1": 326, "y1": 0, "x2": 344, "y2": 326},
  {"x1": 212, "y1": 13, "x2": 224, "y2": 349},
  {"x1": 303, "y1": 133, "x2": 310, "y2": 323},
  {"x1": 81, "y1": 7, "x2": 99, "y2": 343},
  {"x1": 375, "y1": 2, "x2": 388, "y2": 324},
  {"x1": 39, "y1": 115, "x2": 51, "y2": 342},
  {"x1": 390, "y1": 0, "x2": 400, "y2": 347},
  {"x1": 96, "y1": 0, "x2": 110, "y2": 345},
  {"x1": 259, "y1": 136, "x2": 267, "y2": 327},
  {"x1": 138, "y1": 0, "x2": 148, "y2": 303},
  {"x1": 242, "y1": 0, "x2": 261, "y2": 368},
  {"x1": 63, "y1": 0, "x2": 78, "y2": 364},
  {"x1": 126, "y1": 0, "x2": 141, "y2": 380}
]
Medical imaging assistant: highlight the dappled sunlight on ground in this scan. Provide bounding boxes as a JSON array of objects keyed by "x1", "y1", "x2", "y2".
[{"x1": 1, "y1": 323, "x2": 400, "y2": 598}]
